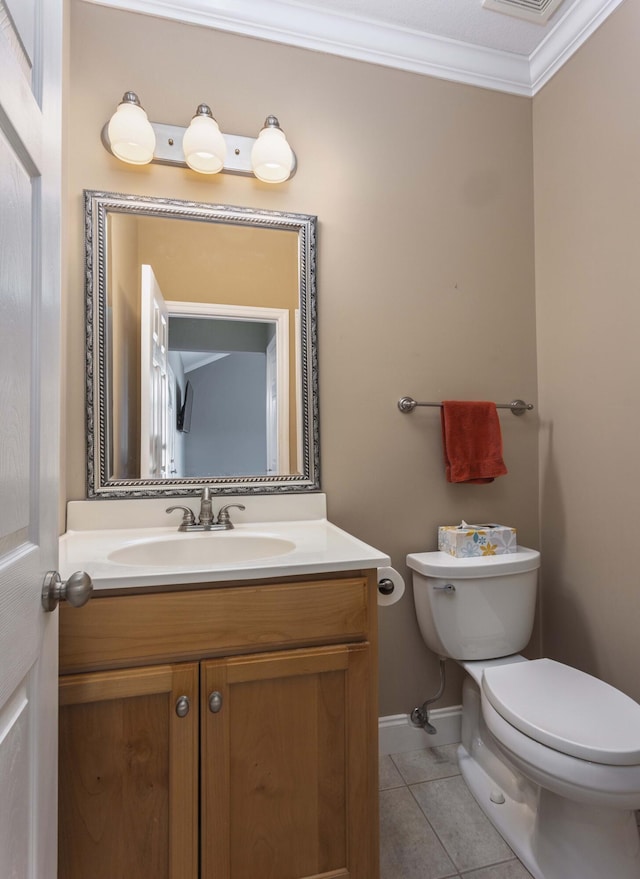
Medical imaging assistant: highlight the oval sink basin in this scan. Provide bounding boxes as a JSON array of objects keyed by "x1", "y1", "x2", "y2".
[{"x1": 107, "y1": 533, "x2": 296, "y2": 568}]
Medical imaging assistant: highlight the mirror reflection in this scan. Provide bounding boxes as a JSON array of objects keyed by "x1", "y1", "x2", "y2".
[
  {"x1": 86, "y1": 191, "x2": 318, "y2": 497},
  {"x1": 164, "y1": 310, "x2": 289, "y2": 479}
]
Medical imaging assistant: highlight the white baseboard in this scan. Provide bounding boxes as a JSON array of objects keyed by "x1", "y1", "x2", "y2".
[{"x1": 378, "y1": 706, "x2": 462, "y2": 755}]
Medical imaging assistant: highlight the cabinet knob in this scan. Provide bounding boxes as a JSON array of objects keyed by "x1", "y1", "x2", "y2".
[
  {"x1": 42, "y1": 570, "x2": 93, "y2": 612},
  {"x1": 175, "y1": 695, "x2": 190, "y2": 717},
  {"x1": 208, "y1": 691, "x2": 223, "y2": 713}
]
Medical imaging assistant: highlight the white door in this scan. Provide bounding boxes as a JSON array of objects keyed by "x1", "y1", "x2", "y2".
[
  {"x1": 140, "y1": 265, "x2": 173, "y2": 479},
  {"x1": 140, "y1": 264, "x2": 170, "y2": 478},
  {"x1": 0, "y1": 0, "x2": 62, "y2": 878}
]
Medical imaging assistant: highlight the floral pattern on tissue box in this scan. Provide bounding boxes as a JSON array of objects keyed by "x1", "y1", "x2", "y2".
[{"x1": 438, "y1": 523, "x2": 517, "y2": 558}]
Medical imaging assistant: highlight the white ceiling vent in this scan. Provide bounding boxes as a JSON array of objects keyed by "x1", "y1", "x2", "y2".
[{"x1": 482, "y1": 0, "x2": 566, "y2": 25}]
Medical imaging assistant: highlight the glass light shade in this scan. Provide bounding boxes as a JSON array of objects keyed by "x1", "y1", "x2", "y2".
[
  {"x1": 251, "y1": 125, "x2": 294, "y2": 183},
  {"x1": 182, "y1": 115, "x2": 226, "y2": 174},
  {"x1": 107, "y1": 101, "x2": 156, "y2": 165}
]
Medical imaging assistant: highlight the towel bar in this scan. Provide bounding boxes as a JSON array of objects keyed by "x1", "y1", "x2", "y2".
[{"x1": 398, "y1": 397, "x2": 534, "y2": 417}]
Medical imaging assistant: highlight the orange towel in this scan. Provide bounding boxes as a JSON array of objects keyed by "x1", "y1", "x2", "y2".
[{"x1": 441, "y1": 401, "x2": 508, "y2": 484}]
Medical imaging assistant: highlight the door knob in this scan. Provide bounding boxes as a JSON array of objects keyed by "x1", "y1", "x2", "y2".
[{"x1": 41, "y1": 570, "x2": 93, "y2": 612}]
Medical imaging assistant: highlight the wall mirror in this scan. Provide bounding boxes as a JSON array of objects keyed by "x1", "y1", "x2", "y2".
[{"x1": 85, "y1": 190, "x2": 319, "y2": 497}]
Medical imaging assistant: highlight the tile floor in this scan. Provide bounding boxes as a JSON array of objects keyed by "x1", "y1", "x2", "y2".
[{"x1": 379, "y1": 744, "x2": 533, "y2": 879}]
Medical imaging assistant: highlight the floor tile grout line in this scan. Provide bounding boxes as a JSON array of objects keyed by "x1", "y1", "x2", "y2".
[
  {"x1": 389, "y1": 754, "x2": 517, "y2": 879},
  {"x1": 405, "y1": 779, "x2": 468, "y2": 873},
  {"x1": 381, "y1": 749, "x2": 532, "y2": 879},
  {"x1": 382, "y1": 768, "x2": 463, "y2": 879},
  {"x1": 404, "y1": 773, "x2": 520, "y2": 875},
  {"x1": 388, "y1": 748, "x2": 463, "y2": 787}
]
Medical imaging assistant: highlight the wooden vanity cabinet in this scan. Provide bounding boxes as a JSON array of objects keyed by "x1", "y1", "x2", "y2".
[
  {"x1": 58, "y1": 572, "x2": 379, "y2": 879},
  {"x1": 58, "y1": 663, "x2": 199, "y2": 879}
]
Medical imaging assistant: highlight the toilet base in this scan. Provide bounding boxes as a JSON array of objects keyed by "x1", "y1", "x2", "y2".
[
  {"x1": 460, "y1": 744, "x2": 640, "y2": 879},
  {"x1": 459, "y1": 677, "x2": 640, "y2": 879},
  {"x1": 459, "y1": 744, "x2": 543, "y2": 878}
]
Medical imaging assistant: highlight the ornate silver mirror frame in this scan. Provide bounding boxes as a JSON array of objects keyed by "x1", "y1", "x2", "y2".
[{"x1": 85, "y1": 190, "x2": 319, "y2": 497}]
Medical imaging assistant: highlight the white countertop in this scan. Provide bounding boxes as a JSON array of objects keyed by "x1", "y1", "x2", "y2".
[{"x1": 59, "y1": 518, "x2": 390, "y2": 592}]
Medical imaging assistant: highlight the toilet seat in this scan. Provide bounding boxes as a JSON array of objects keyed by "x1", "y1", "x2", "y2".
[{"x1": 482, "y1": 658, "x2": 640, "y2": 766}]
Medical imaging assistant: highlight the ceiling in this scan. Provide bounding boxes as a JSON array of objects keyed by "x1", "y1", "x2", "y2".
[{"x1": 85, "y1": 0, "x2": 626, "y2": 95}]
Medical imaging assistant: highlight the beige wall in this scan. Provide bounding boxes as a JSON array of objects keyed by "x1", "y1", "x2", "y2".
[
  {"x1": 65, "y1": 0, "x2": 539, "y2": 715},
  {"x1": 533, "y1": 0, "x2": 640, "y2": 702},
  {"x1": 135, "y1": 218, "x2": 299, "y2": 310}
]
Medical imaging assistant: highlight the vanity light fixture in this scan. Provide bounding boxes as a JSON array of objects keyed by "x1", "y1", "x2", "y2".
[
  {"x1": 106, "y1": 91, "x2": 156, "y2": 165},
  {"x1": 182, "y1": 104, "x2": 226, "y2": 174},
  {"x1": 251, "y1": 116, "x2": 294, "y2": 183},
  {"x1": 102, "y1": 92, "x2": 297, "y2": 182}
]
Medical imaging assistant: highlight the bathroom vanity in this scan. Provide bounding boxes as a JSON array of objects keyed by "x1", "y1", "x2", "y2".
[
  {"x1": 57, "y1": 496, "x2": 388, "y2": 879},
  {"x1": 63, "y1": 192, "x2": 388, "y2": 876}
]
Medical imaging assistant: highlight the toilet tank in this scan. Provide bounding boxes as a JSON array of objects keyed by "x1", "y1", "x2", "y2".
[{"x1": 406, "y1": 548, "x2": 540, "y2": 661}]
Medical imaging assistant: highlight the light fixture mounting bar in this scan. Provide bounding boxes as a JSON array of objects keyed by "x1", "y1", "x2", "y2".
[
  {"x1": 101, "y1": 121, "x2": 297, "y2": 177},
  {"x1": 152, "y1": 122, "x2": 256, "y2": 175}
]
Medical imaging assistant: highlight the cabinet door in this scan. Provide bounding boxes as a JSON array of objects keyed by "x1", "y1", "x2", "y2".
[
  {"x1": 202, "y1": 644, "x2": 378, "y2": 879},
  {"x1": 58, "y1": 663, "x2": 199, "y2": 879}
]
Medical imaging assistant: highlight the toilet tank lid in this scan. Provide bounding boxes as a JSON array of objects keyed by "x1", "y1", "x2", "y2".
[
  {"x1": 406, "y1": 546, "x2": 540, "y2": 578},
  {"x1": 483, "y1": 659, "x2": 640, "y2": 766}
]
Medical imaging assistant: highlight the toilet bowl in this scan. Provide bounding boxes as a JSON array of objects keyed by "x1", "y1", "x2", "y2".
[{"x1": 406, "y1": 547, "x2": 640, "y2": 879}]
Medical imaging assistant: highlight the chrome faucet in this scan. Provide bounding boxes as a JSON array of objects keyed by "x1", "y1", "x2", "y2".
[
  {"x1": 166, "y1": 489, "x2": 245, "y2": 531},
  {"x1": 198, "y1": 486, "x2": 214, "y2": 526}
]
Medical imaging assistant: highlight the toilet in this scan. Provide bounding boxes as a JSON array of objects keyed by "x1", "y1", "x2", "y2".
[{"x1": 406, "y1": 547, "x2": 640, "y2": 879}]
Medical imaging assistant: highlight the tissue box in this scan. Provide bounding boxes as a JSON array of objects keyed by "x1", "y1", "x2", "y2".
[{"x1": 438, "y1": 522, "x2": 517, "y2": 558}]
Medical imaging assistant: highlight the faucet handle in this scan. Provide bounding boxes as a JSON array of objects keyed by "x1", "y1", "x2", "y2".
[
  {"x1": 216, "y1": 504, "x2": 246, "y2": 526},
  {"x1": 166, "y1": 505, "x2": 196, "y2": 528}
]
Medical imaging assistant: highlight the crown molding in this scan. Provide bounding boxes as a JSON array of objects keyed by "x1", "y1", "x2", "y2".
[
  {"x1": 81, "y1": 0, "x2": 625, "y2": 96},
  {"x1": 529, "y1": 0, "x2": 627, "y2": 93}
]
